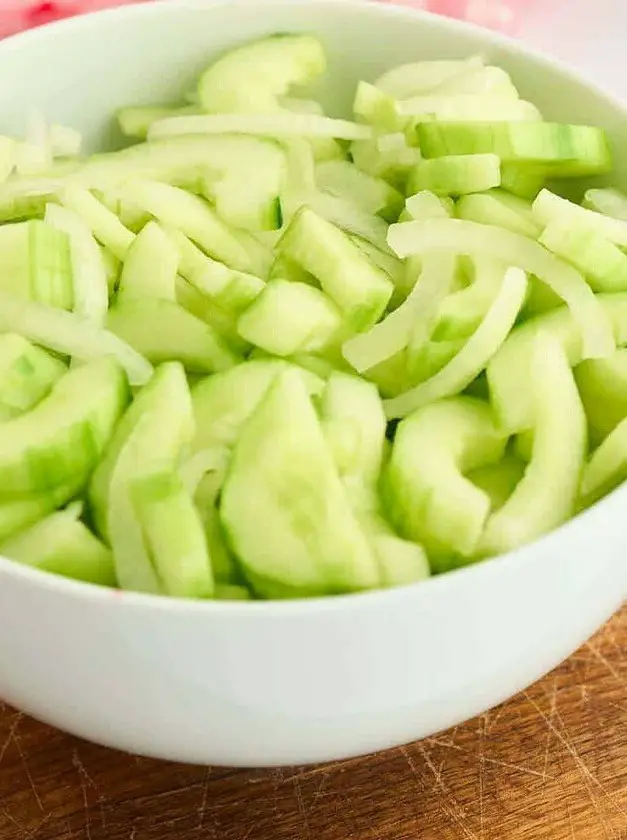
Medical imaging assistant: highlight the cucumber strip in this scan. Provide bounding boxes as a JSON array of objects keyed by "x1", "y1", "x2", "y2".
[
  {"x1": 279, "y1": 97, "x2": 344, "y2": 163},
  {"x1": 374, "y1": 57, "x2": 484, "y2": 98},
  {"x1": 175, "y1": 278, "x2": 248, "y2": 355},
  {"x1": 479, "y1": 335, "x2": 587, "y2": 556},
  {"x1": 343, "y1": 252, "x2": 455, "y2": 373},
  {"x1": 387, "y1": 218, "x2": 615, "y2": 360},
  {"x1": 384, "y1": 267, "x2": 527, "y2": 419},
  {"x1": 2, "y1": 505, "x2": 116, "y2": 587},
  {"x1": 278, "y1": 207, "x2": 393, "y2": 331},
  {"x1": 583, "y1": 188, "x2": 627, "y2": 221},
  {"x1": 500, "y1": 165, "x2": 546, "y2": 199},
  {"x1": 407, "y1": 153, "x2": 501, "y2": 197},
  {"x1": 220, "y1": 369, "x2": 379, "y2": 597},
  {"x1": 198, "y1": 35, "x2": 326, "y2": 115},
  {"x1": 118, "y1": 180, "x2": 261, "y2": 274},
  {"x1": 580, "y1": 415, "x2": 627, "y2": 505},
  {"x1": 107, "y1": 299, "x2": 238, "y2": 374},
  {"x1": 0, "y1": 333, "x2": 66, "y2": 417},
  {"x1": 117, "y1": 105, "x2": 199, "y2": 139},
  {"x1": 0, "y1": 358, "x2": 128, "y2": 498},
  {"x1": 237, "y1": 280, "x2": 342, "y2": 357},
  {"x1": 60, "y1": 187, "x2": 134, "y2": 260},
  {"x1": 539, "y1": 220, "x2": 627, "y2": 293},
  {"x1": 575, "y1": 350, "x2": 627, "y2": 443},
  {"x1": 179, "y1": 449, "x2": 227, "y2": 497},
  {"x1": 150, "y1": 113, "x2": 371, "y2": 141},
  {"x1": 105, "y1": 363, "x2": 195, "y2": 593},
  {"x1": 200, "y1": 504, "x2": 240, "y2": 584},
  {"x1": 350, "y1": 133, "x2": 420, "y2": 187},
  {"x1": 488, "y1": 294, "x2": 627, "y2": 433},
  {"x1": 308, "y1": 191, "x2": 391, "y2": 253},
  {"x1": 456, "y1": 190, "x2": 541, "y2": 239},
  {"x1": 269, "y1": 252, "x2": 314, "y2": 285},
  {"x1": 191, "y1": 358, "x2": 323, "y2": 455},
  {"x1": 533, "y1": 189, "x2": 627, "y2": 248},
  {"x1": 117, "y1": 221, "x2": 178, "y2": 304},
  {"x1": 468, "y1": 455, "x2": 526, "y2": 512},
  {"x1": 131, "y1": 471, "x2": 214, "y2": 599},
  {"x1": 405, "y1": 191, "x2": 454, "y2": 220},
  {"x1": 315, "y1": 160, "x2": 403, "y2": 221},
  {"x1": 348, "y1": 236, "x2": 405, "y2": 287},
  {"x1": 0, "y1": 493, "x2": 71, "y2": 543},
  {"x1": 277, "y1": 138, "x2": 314, "y2": 224},
  {"x1": 434, "y1": 259, "x2": 506, "y2": 341},
  {"x1": 408, "y1": 338, "x2": 465, "y2": 386},
  {"x1": 214, "y1": 583, "x2": 252, "y2": 601},
  {"x1": 44, "y1": 203, "x2": 108, "y2": 325},
  {"x1": 0, "y1": 291, "x2": 152, "y2": 385},
  {"x1": 353, "y1": 82, "x2": 404, "y2": 133},
  {"x1": 0, "y1": 220, "x2": 72, "y2": 310},
  {"x1": 418, "y1": 122, "x2": 612, "y2": 177},
  {"x1": 384, "y1": 396, "x2": 506, "y2": 559},
  {"x1": 400, "y1": 95, "x2": 540, "y2": 122}
]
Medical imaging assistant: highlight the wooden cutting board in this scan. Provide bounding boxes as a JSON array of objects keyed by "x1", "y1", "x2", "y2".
[{"x1": 0, "y1": 606, "x2": 624, "y2": 840}]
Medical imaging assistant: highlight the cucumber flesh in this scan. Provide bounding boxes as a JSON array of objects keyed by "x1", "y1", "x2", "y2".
[
  {"x1": 384, "y1": 396, "x2": 506, "y2": 560},
  {"x1": 2, "y1": 504, "x2": 116, "y2": 587},
  {"x1": 479, "y1": 335, "x2": 586, "y2": 556},
  {"x1": 434, "y1": 258, "x2": 506, "y2": 341},
  {"x1": 315, "y1": 160, "x2": 403, "y2": 221},
  {"x1": 456, "y1": 190, "x2": 541, "y2": 239},
  {"x1": 583, "y1": 188, "x2": 627, "y2": 221},
  {"x1": 575, "y1": 350, "x2": 627, "y2": 444},
  {"x1": 237, "y1": 279, "x2": 342, "y2": 357},
  {"x1": 107, "y1": 299, "x2": 239, "y2": 374},
  {"x1": 60, "y1": 187, "x2": 134, "y2": 260},
  {"x1": 468, "y1": 455, "x2": 526, "y2": 512},
  {"x1": 539, "y1": 220, "x2": 627, "y2": 293},
  {"x1": 407, "y1": 154, "x2": 501, "y2": 197},
  {"x1": 117, "y1": 105, "x2": 199, "y2": 139},
  {"x1": 0, "y1": 358, "x2": 128, "y2": 498},
  {"x1": 533, "y1": 188, "x2": 627, "y2": 248},
  {"x1": 400, "y1": 94, "x2": 540, "y2": 123},
  {"x1": 131, "y1": 471, "x2": 214, "y2": 598},
  {"x1": 279, "y1": 207, "x2": 393, "y2": 331},
  {"x1": 580, "y1": 414, "x2": 627, "y2": 506},
  {"x1": 220, "y1": 369, "x2": 379, "y2": 597},
  {"x1": 214, "y1": 583, "x2": 252, "y2": 601},
  {"x1": 0, "y1": 220, "x2": 72, "y2": 310},
  {"x1": 117, "y1": 221, "x2": 178, "y2": 303},
  {"x1": 0, "y1": 333, "x2": 66, "y2": 419}
]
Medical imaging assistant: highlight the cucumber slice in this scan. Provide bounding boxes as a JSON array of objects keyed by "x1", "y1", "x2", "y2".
[
  {"x1": 2, "y1": 504, "x2": 116, "y2": 587},
  {"x1": 0, "y1": 220, "x2": 72, "y2": 310},
  {"x1": 418, "y1": 122, "x2": 611, "y2": 177},
  {"x1": 107, "y1": 299, "x2": 238, "y2": 374},
  {"x1": 580, "y1": 414, "x2": 627, "y2": 505},
  {"x1": 405, "y1": 190, "x2": 454, "y2": 221},
  {"x1": 407, "y1": 153, "x2": 501, "y2": 197},
  {"x1": 191, "y1": 358, "x2": 323, "y2": 456},
  {"x1": 174, "y1": 278, "x2": 248, "y2": 355},
  {"x1": 374, "y1": 57, "x2": 485, "y2": 98},
  {"x1": 220, "y1": 369, "x2": 379, "y2": 597},
  {"x1": 533, "y1": 189, "x2": 627, "y2": 248},
  {"x1": 0, "y1": 357, "x2": 128, "y2": 498},
  {"x1": 278, "y1": 207, "x2": 393, "y2": 331},
  {"x1": 500, "y1": 165, "x2": 546, "y2": 199},
  {"x1": 237, "y1": 280, "x2": 342, "y2": 357},
  {"x1": 479, "y1": 335, "x2": 586, "y2": 556},
  {"x1": 60, "y1": 187, "x2": 134, "y2": 260},
  {"x1": 308, "y1": 191, "x2": 391, "y2": 254},
  {"x1": 198, "y1": 35, "x2": 326, "y2": 114},
  {"x1": 353, "y1": 82, "x2": 404, "y2": 133},
  {"x1": 468, "y1": 455, "x2": 526, "y2": 512},
  {"x1": 131, "y1": 471, "x2": 214, "y2": 599},
  {"x1": 315, "y1": 160, "x2": 403, "y2": 221},
  {"x1": 456, "y1": 190, "x2": 541, "y2": 239},
  {"x1": 343, "y1": 252, "x2": 455, "y2": 373},
  {"x1": 384, "y1": 267, "x2": 527, "y2": 419},
  {"x1": 384, "y1": 396, "x2": 506, "y2": 560},
  {"x1": 575, "y1": 350, "x2": 627, "y2": 444},
  {"x1": 117, "y1": 105, "x2": 199, "y2": 139},
  {"x1": 44, "y1": 203, "x2": 108, "y2": 325},
  {"x1": 350, "y1": 133, "x2": 420, "y2": 188},
  {"x1": 117, "y1": 221, "x2": 178, "y2": 304},
  {"x1": 488, "y1": 294, "x2": 627, "y2": 433},
  {"x1": 100, "y1": 245, "x2": 120, "y2": 296},
  {"x1": 539, "y1": 220, "x2": 627, "y2": 293},
  {"x1": 0, "y1": 333, "x2": 65, "y2": 419},
  {"x1": 388, "y1": 218, "x2": 614, "y2": 360},
  {"x1": 583, "y1": 188, "x2": 627, "y2": 221},
  {"x1": 434, "y1": 259, "x2": 507, "y2": 341},
  {"x1": 0, "y1": 493, "x2": 71, "y2": 543},
  {"x1": 102, "y1": 363, "x2": 195, "y2": 592},
  {"x1": 348, "y1": 236, "x2": 405, "y2": 287},
  {"x1": 280, "y1": 97, "x2": 344, "y2": 163},
  {"x1": 214, "y1": 583, "x2": 252, "y2": 601},
  {"x1": 400, "y1": 95, "x2": 541, "y2": 123}
]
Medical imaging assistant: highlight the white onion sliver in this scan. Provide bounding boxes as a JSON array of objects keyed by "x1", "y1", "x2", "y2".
[{"x1": 149, "y1": 113, "x2": 372, "y2": 141}]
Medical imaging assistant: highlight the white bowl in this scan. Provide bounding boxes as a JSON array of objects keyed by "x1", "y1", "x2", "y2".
[{"x1": 0, "y1": 0, "x2": 625, "y2": 768}]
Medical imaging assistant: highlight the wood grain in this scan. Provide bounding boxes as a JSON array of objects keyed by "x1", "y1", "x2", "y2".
[{"x1": 0, "y1": 607, "x2": 625, "y2": 840}]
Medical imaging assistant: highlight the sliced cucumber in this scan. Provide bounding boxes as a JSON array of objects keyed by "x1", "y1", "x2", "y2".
[
  {"x1": 539, "y1": 220, "x2": 627, "y2": 293},
  {"x1": 488, "y1": 294, "x2": 627, "y2": 433},
  {"x1": 580, "y1": 414, "x2": 627, "y2": 506},
  {"x1": 353, "y1": 82, "x2": 404, "y2": 133},
  {"x1": 0, "y1": 358, "x2": 128, "y2": 498},
  {"x1": 434, "y1": 259, "x2": 506, "y2": 341},
  {"x1": 400, "y1": 94, "x2": 540, "y2": 123},
  {"x1": 479, "y1": 335, "x2": 586, "y2": 556},
  {"x1": 2, "y1": 504, "x2": 116, "y2": 587},
  {"x1": 456, "y1": 190, "x2": 541, "y2": 238},
  {"x1": 0, "y1": 220, "x2": 72, "y2": 310},
  {"x1": 279, "y1": 207, "x2": 393, "y2": 331},
  {"x1": 116, "y1": 221, "x2": 178, "y2": 303},
  {"x1": 583, "y1": 187, "x2": 627, "y2": 221},
  {"x1": 214, "y1": 583, "x2": 252, "y2": 601},
  {"x1": 238, "y1": 280, "x2": 342, "y2": 357},
  {"x1": 384, "y1": 267, "x2": 527, "y2": 419},
  {"x1": 418, "y1": 122, "x2": 611, "y2": 177},
  {"x1": 468, "y1": 455, "x2": 526, "y2": 512},
  {"x1": 350, "y1": 133, "x2": 420, "y2": 188},
  {"x1": 131, "y1": 471, "x2": 214, "y2": 599},
  {"x1": 60, "y1": 187, "x2": 134, "y2": 260},
  {"x1": 0, "y1": 493, "x2": 72, "y2": 543},
  {"x1": 533, "y1": 188, "x2": 627, "y2": 248},
  {"x1": 374, "y1": 57, "x2": 485, "y2": 98},
  {"x1": 575, "y1": 350, "x2": 627, "y2": 443},
  {"x1": 408, "y1": 153, "x2": 500, "y2": 197},
  {"x1": 388, "y1": 218, "x2": 614, "y2": 360},
  {"x1": 0, "y1": 333, "x2": 66, "y2": 420},
  {"x1": 221, "y1": 369, "x2": 379, "y2": 597},
  {"x1": 499, "y1": 165, "x2": 546, "y2": 199},
  {"x1": 315, "y1": 160, "x2": 403, "y2": 221},
  {"x1": 384, "y1": 396, "x2": 506, "y2": 560},
  {"x1": 198, "y1": 35, "x2": 326, "y2": 114},
  {"x1": 117, "y1": 104, "x2": 200, "y2": 139},
  {"x1": 107, "y1": 299, "x2": 238, "y2": 374}
]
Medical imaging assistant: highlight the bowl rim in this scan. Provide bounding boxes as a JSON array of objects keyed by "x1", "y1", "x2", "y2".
[{"x1": 1, "y1": 0, "x2": 626, "y2": 616}]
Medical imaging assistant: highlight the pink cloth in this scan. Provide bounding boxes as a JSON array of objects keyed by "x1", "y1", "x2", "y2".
[{"x1": 0, "y1": 0, "x2": 529, "y2": 39}]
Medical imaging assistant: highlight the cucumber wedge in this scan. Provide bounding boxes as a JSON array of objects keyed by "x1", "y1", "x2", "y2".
[
  {"x1": 117, "y1": 221, "x2": 178, "y2": 303},
  {"x1": 539, "y1": 221, "x2": 627, "y2": 293},
  {"x1": 575, "y1": 350, "x2": 627, "y2": 443},
  {"x1": 0, "y1": 333, "x2": 66, "y2": 420},
  {"x1": 407, "y1": 154, "x2": 501, "y2": 197},
  {"x1": 0, "y1": 358, "x2": 128, "y2": 498},
  {"x1": 580, "y1": 415, "x2": 627, "y2": 506},
  {"x1": 221, "y1": 369, "x2": 379, "y2": 597},
  {"x1": 0, "y1": 220, "x2": 72, "y2": 310},
  {"x1": 456, "y1": 190, "x2": 541, "y2": 239}
]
